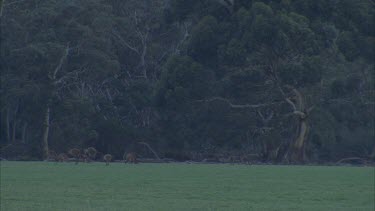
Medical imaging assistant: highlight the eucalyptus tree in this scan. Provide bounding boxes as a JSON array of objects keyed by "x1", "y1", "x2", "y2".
[{"x1": 1, "y1": 0, "x2": 119, "y2": 158}]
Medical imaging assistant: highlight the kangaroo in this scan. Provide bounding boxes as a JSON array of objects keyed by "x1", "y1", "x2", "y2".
[
  {"x1": 68, "y1": 148, "x2": 81, "y2": 164},
  {"x1": 84, "y1": 147, "x2": 97, "y2": 162},
  {"x1": 240, "y1": 154, "x2": 251, "y2": 165},
  {"x1": 47, "y1": 150, "x2": 58, "y2": 162},
  {"x1": 103, "y1": 154, "x2": 112, "y2": 165},
  {"x1": 228, "y1": 155, "x2": 241, "y2": 164},
  {"x1": 57, "y1": 153, "x2": 68, "y2": 162},
  {"x1": 124, "y1": 152, "x2": 138, "y2": 164}
]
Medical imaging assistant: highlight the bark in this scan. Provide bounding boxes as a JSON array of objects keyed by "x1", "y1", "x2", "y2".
[
  {"x1": 42, "y1": 107, "x2": 50, "y2": 159},
  {"x1": 294, "y1": 119, "x2": 308, "y2": 149},
  {"x1": 280, "y1": 86, "x2": 311, "y2": 163},
  {"x1": 288, "y1": 117, "x2": 309, "y2": 162}
]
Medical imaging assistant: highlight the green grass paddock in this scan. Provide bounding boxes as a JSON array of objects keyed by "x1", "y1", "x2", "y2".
[{"x1": 0, "y1": 161, "x2": 374, "y2": 211}]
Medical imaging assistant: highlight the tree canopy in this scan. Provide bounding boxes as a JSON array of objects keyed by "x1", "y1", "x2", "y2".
[{"x1": 1, "y1": 0, "x2": 374, "y2": 163}]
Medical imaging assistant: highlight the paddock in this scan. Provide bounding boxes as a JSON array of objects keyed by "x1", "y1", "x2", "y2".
[{"x1": 0, "y1": 161, "x2": 373, "y2": 210}]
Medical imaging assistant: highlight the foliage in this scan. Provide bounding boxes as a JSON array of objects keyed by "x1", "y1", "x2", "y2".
[{"x1": 1, "y1": 0, "x2": 374, "y2": 162}]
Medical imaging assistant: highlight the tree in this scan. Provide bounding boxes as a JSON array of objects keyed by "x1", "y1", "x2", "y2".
[{"x1": 1, "y1": 0, "x2": 373, "y2": 163}]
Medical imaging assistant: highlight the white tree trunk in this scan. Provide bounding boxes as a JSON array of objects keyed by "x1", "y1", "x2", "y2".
[
  {"x1": 5, "y1": 109, "x2": 10, "y2": 142},
  {"x1": 42, "y1": 107, "x2": 50, "y2": 159},
  {"x1": 41, "y1": 45, "x2": 70, "y2": 159},
  {"x1": 21, "y1": 122, "x2": 27, "y2": 143},
  {"x1": 0, "y1": 0, "x2": 5, "y2": 17},
  {"x1": 11, "y1": 102, "x2": 19, "y2": 142},
  {"x1": 11, "y1": 120, "x2": 16, "y2": 142}
]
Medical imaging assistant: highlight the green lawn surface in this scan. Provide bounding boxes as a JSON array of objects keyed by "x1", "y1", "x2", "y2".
[{"x1": 0, "y1": 161, "x2": 374, "y2": 211}]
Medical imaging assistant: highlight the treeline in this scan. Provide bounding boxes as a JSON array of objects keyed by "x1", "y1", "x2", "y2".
[{"x1": 1, "y1": 0, "x2": 374, "y2": 163}]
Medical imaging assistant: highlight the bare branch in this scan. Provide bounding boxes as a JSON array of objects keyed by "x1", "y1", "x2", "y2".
[
  {"x1": 53, "y1": 67, "x2": 86, "y2": 85},
  {"x1": 277, "y1": 84, "x2": 306, "y2": 112},
  {"x1": 138, "y1": 142, "x2": 161, "y2": 160},
  {"x1": 197, "y1": 97, "x2": 283, "y2": 108},
  {"x1": 290, "y1": 87, "x2": 304, "y2": 111},
  {"x1": 3, "y1": 0, "x2": 27, "y2": 6},
  {"x1": 307, "y1": 105, "x2": 315, "y2": 113},
  {"x1": 112, "y1": 30, "x2": 139, "y2": 54},
  {"x1": 50, "y1": 44, "x2": 70, "y2": 80},
  {"x1": 293, "y1": 111, "x2": 306, "y2": 118},
  {"x1": 257, "y1": 110, "x2": 274, "y2": 123},
  {"x1": 285, "y1": 97, "x2": 297, "y2": 111}
]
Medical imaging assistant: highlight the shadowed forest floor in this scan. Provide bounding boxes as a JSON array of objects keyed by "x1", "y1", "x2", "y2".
[{"x1": 0, "y1": 162, "x2": 374, "y2": 210}]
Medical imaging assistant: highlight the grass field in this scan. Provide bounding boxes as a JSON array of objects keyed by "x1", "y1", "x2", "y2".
[{"x1": 0, "y1": 162, "x2": 374, "y2": 211}]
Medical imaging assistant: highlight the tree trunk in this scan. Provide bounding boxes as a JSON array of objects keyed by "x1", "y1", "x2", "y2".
[
  {"x1": 22, "y1": 122, "x2": 27, "y2": 143},
  {"x1": 11, "y1": 120, "x2": 17, "y2": 142},
  {"x1": 42, "y1": 106, "x2": 50, "y2": 159},
  {"x1": 41, "y1": 44, "x2": 69, "y2": 159},
  {"x1": 370, "y1": 145, "x2": 375, "y2": 160},
  {"x1": 11, "y1": 102, "x2": 19, "y2": 142},
  {"x1": 289, "y1": 117, "x2": 309, "y2": 163},
  {"x1": 0, "y1": 0, "x2": 5, "y2": 17},
  {"x1": 141, "y1": 41, "x2": 148, "y2": 80},
  {"x1": 5, "y1": 109, "x2": 10, "y2": 142},
  {"x1": 278, "y1": 86, "x2": 312, "y2": 163}
]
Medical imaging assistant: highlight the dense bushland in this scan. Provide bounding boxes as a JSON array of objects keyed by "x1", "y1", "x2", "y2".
[{"x1": 1, "y1": 0, "x2": 374, "y2": 163}]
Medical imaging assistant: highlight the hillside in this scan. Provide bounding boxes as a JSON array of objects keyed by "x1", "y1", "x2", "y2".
[{"x1": 1, "y1": 0, "x2": 374, "y2": 163}]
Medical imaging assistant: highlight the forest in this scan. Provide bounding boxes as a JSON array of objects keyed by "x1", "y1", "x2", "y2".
[{"x1": 1, "y1": 0, "x2": 374, "y2": 164}]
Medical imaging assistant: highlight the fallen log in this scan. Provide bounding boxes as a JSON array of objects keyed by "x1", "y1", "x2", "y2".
[{"x1": 336, "y1": 157, "x2": 367, "y2": 165}]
